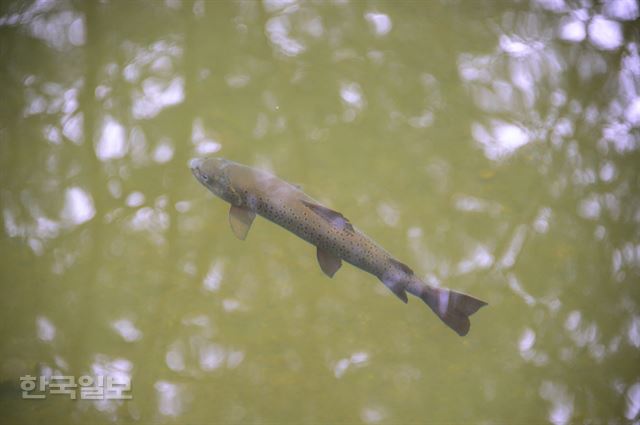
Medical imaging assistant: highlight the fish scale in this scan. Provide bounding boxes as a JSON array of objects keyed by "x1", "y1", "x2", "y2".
[
  {"x1": 254, "y1": 184, "x2": 389, "y2": 279},
  {"x1": 190, "y1": 157, "x2": 487, "y2": 336}
]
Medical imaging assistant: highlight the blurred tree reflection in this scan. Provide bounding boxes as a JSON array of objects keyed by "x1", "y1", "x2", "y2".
[{"x1": 0, "y1": 0, "x2": 638, "y2": 423}]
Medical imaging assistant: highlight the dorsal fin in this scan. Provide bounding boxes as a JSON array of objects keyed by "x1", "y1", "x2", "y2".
[
  {"x1": 389, "y1": 258, "x2": 414, "y2": 276},
  {"x1": 301, "y1": 200, "x2": 354, "y2": 232}
]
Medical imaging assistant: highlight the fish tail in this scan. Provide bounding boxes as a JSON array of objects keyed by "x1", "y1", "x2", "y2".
[{"x1": 407, "y1": 280, "x2": 487, "y2": 336}]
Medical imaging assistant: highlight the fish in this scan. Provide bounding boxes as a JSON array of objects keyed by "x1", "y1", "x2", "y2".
[{"x1": 190, "y1": 157, "x2": 487, "y2": 336}]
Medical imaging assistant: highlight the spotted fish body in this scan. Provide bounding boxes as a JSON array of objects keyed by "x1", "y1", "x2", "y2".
[{"x1": 190, "y1": 157, "x2": 487, "y2": 336}]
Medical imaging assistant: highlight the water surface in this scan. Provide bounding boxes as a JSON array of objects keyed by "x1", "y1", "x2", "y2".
[{"x1": 1, "y1": 0, "x2": 639, "y2": 423}]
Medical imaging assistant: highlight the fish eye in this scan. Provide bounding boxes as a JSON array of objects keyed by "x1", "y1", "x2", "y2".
[{"x1": 202, "y1": 174, "x2": 210, "y2": 182}]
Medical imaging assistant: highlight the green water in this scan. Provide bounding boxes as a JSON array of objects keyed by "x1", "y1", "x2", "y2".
[{"x1": 1, "y1": 0, "x2": 639, "y2": 423}]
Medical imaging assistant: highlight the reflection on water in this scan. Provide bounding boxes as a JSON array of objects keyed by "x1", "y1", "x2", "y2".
[{"x1": 1, "y1": 0, "x2": 639, "y2": 423}]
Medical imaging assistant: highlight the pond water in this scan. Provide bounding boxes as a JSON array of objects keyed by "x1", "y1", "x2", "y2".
[{"x1": 1, "y1": 0, "x2": 639, "y2": 423}]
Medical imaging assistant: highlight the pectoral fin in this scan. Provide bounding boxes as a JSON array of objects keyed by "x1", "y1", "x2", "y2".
[
  {"x1": 229, "y1": 205, "x2": 256, "y2": 240},
  {"x1": 316, "y1": 247, "x2": 342, "y2": 278}
]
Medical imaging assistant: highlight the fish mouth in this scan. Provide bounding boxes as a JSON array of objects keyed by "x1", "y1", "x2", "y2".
[
  {"x1": 189, "y1": 157, "x2": 204, "y2": 170},
  {"x1": 189, "y1": 157, "x2": 231, "y2": 188},
  {"x1": 189, "y1": 157, "x2": 207, "y2": 185}
]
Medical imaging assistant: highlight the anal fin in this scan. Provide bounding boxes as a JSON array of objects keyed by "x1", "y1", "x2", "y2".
[
  {"x1": 317, "y1": 247, "x2": 342, "y2": 278},
  {"x1": 229, "y1": 205, "x2": 256, "y2": 240},
  {"x1": 381, "y1": 276, "x2": 409, "y2": 303}
]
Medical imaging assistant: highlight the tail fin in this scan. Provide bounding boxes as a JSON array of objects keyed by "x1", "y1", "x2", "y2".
[{"x1": 420, "y1": 286, "x2": 487, "y2": 336}]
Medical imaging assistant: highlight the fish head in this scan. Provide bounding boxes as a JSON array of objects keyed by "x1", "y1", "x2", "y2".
[{"x1": 190, "y1": 157, "x2": 242, "y2": 205}]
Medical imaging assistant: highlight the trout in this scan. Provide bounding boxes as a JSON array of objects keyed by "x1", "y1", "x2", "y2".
[{"x1": 190, "y1": 157, "x2": 487, "y2": 336}]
